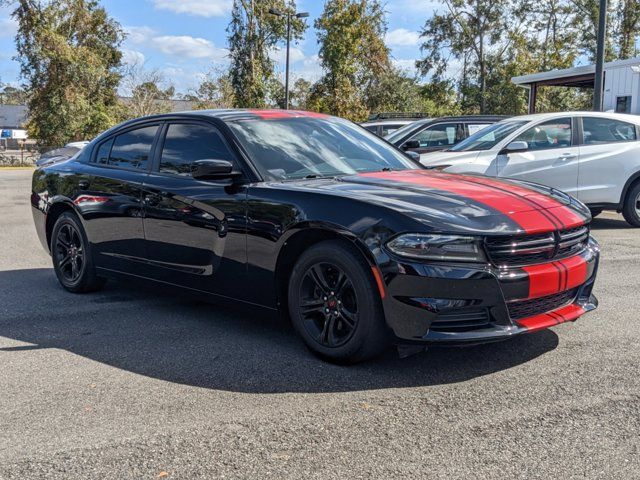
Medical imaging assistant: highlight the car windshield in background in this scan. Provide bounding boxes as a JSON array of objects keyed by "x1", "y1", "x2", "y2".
[
  {"x1": 229, "y1": 117, "x2": 420, "y2": 180},
  {"x1": 449, "y1": 120, "x2": 527, "y2": 152}
]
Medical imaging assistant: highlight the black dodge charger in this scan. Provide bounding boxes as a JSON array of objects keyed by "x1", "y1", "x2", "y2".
[{"x1": 31, "y1": 109, "x2": 600, "y2": 363}]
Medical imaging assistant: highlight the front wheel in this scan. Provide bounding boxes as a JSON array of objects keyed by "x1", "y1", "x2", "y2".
[
  {"x1": 288, "y1": 240, "x2": 391, "y2": 364},
  {"x1": 51, "y1": 211, "x2": 105, "y2": 292},
  {"x1": 622, "y1": 182, "x2": 640, "y2": 227}
]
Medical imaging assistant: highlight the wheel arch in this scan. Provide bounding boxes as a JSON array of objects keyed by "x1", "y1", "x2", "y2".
[
  {"x1": 620, "y1": 170, "x2": 640, "y2": 206},
  {"x1": 273, "y1": 223, "x2": 378, "y2": 315},
  {"x1": 45, "y1": 200, "x2": 78, "y2": 251}
]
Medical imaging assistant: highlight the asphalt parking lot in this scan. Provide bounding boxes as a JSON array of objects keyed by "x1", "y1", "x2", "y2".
[{"x1": 0, "y1": 168, "x2": 638, "y2": 479}]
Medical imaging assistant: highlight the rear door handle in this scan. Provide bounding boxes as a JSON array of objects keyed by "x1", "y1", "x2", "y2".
[{"x1": 558, "y1": 153, "x2": 577, "y2": 161}]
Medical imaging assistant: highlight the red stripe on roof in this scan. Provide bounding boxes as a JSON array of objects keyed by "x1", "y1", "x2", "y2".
[
  {"x1": 359, "y1": 170, "x2": 558, "y2": 233},
  {"x1": 248, "y1": 109, "x2": 329, "y2": 119}
]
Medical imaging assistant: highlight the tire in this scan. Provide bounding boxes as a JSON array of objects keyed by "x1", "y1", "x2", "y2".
[
  {"x1": 622, "y1": 182, "x2": 640, "y2": 227},
  {"x1": 51, "y1": 211, "x2": 105, "y2": 293},
  {"x1": 589, "y1": 208, "x2": 603, "y2": 218},
  {"x1": 288, "y1": 240, "x2": 391, "y2": 364}
]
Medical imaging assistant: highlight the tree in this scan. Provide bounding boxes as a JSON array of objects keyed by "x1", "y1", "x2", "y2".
[
  {"x1": 0, "y1": 83, "x2": 27, "y2": 104},
  {"x1": 616, "y1": 0, "x2": 640, "y2": 59},
  {"x1": 7, "y1": 0, "x2": 124, "y2": 147},
  {"x1": 184, "y1": 69, "x2": 236, "y2": 110},
  {"x1": 417, "y1": 0, "x2": 520, "y2": 114},
  {"x1": 119, "y1": 62, "x2": 175, "y2": 119},
  {"x1": 289, "y1": 77, "x2": 312, "y2": 110},
  {"x1": 227, "y1": 0, "x2": 306, "y2": 108},
  {"x1": 311, "y1": 0, "x2": 391, "y2": 120}
]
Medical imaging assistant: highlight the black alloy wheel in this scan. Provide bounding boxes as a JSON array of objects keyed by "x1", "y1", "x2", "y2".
[
  {"x1": 288, "y1": 240, "x2": 391, "y2": 363},
  {"x1": 298, "y1": 262, "x2": 359, "y2": 348},
  {"x1": 54, "y1": 222, "x2": 85, "y2": 284},
  {"x1": 51, "y1": 212, "x2": 105, "y2": 293}
]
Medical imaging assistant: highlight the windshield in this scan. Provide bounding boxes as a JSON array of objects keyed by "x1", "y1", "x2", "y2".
[
  {"x1": 229, "y1": 116, "x2": 420, "y2": 180},
  {"x1": 384, "y1": 119, "x2": 431, "y2": 144},
  {"x1": 449, "y1": 120, "x2": 527, "y2": 151}
]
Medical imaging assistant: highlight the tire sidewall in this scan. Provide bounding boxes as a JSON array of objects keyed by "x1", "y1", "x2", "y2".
[
  {"x1": 51, "y1": 212, "x2": 93, "y2": 292},
  {"x1": 623, "y1": 183, "x2": 640, "y2": 227},
  {"x1": 288, "y1": 241, "x2": 388, "y2": 363}
]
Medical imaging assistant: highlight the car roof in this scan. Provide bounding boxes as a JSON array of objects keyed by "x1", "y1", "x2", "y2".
[
  {"x1": 502, "y1": 111, "x2": 640, "y2": 124},
  {"x1": 360, "y1": 119, "x2": 418, "y2": 126}
]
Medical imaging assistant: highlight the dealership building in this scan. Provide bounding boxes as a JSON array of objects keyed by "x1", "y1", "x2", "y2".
[{"x1": 512, "y1": 56, "x2": 640, "y2": 114}]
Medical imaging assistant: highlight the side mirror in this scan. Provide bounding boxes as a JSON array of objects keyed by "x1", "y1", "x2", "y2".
[
  {"x1": 192, "y1": 159, "x2": 241, "y2": 180},
  {"x1": 402, "y1": 140, "x2": 421, "y2": 150},
  {"x1": 405, "y1": 150, "x2": 420, "y2": 162},
  {"x1": 499, "y1": 141, "x2": 528, "y2": 154}
]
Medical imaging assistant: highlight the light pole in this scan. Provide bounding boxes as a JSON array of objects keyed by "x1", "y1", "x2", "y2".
[
  {"x1": 269, "y1": 8, "x2": 309, "y2": 110},
  {"x1": 593, "y1": 0, "x2": 608, "y2": 111}
]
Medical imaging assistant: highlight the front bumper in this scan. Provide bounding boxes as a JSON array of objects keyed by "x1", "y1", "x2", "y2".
[{"x1": 379, "y1": 237, "x2": 600, "y2": 345}]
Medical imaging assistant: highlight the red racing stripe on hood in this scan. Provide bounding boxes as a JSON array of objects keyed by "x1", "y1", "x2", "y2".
[
  {"x1": 437, "y1": 172, "x2": 586, "y2": 229},
  {"x1": 522, "y1": 254, "x2": 589, "y2": 299},
  {"x1": 359, "y1": 170, "x2": 563, "y2": 233}
]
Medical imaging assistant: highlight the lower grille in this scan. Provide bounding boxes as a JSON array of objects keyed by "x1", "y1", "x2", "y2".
[
  {"x1": 507, "y1": 288, "x2": 578, "y2": 320},
  {"x1": 430, "y1": 309, "x2": 491, "y2": 332}
]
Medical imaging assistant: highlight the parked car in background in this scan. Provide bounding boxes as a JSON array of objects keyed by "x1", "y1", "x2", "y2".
[
  {"x1": 385, "y1": 115, "x2": 508, "y2": 158},
  {"x1": 31, "y1": 109, "x2": 599, "y2": 363},
  {"x1": 36, "y1": 141, "x2": 90, "y2": 167},
  {"x1": 424, "y1": 112, "x2": 640, "y2": 226},
  {"x1": 360, "y1": 112, "x2": 429, "y2": 137}
]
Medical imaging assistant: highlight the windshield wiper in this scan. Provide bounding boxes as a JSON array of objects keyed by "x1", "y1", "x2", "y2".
[{"x1": 304, "y1": 174, "x2": 319, "y2": 179}]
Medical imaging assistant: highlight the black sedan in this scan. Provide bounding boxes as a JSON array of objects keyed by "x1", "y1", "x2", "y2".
[{"x1": 31, "y1": 110, "x2": 600, "y2": 363}]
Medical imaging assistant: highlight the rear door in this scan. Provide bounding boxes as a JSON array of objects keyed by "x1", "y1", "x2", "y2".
[
  {"x1": 576, "y1": 116, "x2": 639, "y2": 205},
  {"x1": 81, "y1": 123, "x2": 160, "y2": 272},
  {"x1": 139, "y1": 120, "x2": 249, "y2": 295},
  {"x1": 496, "y1": 117, "x2": 580, "y2": 197}
]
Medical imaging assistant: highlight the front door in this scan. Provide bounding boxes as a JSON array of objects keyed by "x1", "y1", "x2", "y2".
[
  {"x1": 496, "y1": 117, "x2": 580, "y2": 198},
  {"x1": 140, "y1": 121, "x2": 248, "y2": 296}
]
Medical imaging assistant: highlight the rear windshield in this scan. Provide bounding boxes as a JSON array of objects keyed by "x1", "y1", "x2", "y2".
[{"x1": 229, "y1": 116, "x2": 420, "y2": 181}]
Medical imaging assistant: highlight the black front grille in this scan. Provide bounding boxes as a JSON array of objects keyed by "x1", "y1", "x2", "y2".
[
  {"x1": 507, "y1": 288, "x2": 578, "y2": 320},
  {"x1": 486, "y1": 225, "x2": 589, "y2": 267},
  {"x1": 430, "y1": 309, "x2": 491, "y2": 332}
]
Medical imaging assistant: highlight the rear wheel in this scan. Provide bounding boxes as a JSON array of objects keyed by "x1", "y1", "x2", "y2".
[
  {"x1": 622, "y1": 182, "x2": 640, "y2": 227},
  {"x1": 51, "y1": 212, "x2": 105, "y2": 292},
  {"x1": 288, "y1": 240, "x2": 390, "y2": 364}
]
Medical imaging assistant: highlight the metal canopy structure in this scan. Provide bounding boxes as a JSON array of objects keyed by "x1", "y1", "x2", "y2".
[{"x1": 512, "y1": 57, "x2": 640, "y2": 113}]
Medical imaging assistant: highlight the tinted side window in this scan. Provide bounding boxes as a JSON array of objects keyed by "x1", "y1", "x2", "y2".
[
  {"x1": 514, "y1": 118, "x2": 572, "y2": 151},
  {"x1": 467, "y1": 123, "x2": 491, "y2": 136},
  {"x1": 109, "y1": 125, "x2": 158, "y2": 170},
  {"x1": 94, "y1": 138, "x2": 113, "y2": 165},
  {"x1": 160, "y1": 123, "x2": 235, "y2": 176},
  {"x1": 410, "y1": 123, "x2": 459, "y2": 147},
  {"x1": 582, "y1": 117, "x2": 637, "y2": 144}
]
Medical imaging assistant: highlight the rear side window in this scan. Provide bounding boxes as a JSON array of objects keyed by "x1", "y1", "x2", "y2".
[
  {"x1": 95, "y1": 138, "x2": 113, "y2": 165},
  {"x1": 159, "y1": 123, "x2": 235, "y2": 176},
  {"x1": 108, "y1": 125, "x2": 158, "y2": 170},
  {"x1": 582, "y1": 117, "x2": 637, "y2": 144}
]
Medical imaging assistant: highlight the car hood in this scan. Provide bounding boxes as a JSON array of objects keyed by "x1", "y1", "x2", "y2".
[
  {"x1": 420, "y1": 150, "x2": 480, "y2": 167},
  {"x1": 277, "y1": 170, "x2": 589, "y2": 235}
]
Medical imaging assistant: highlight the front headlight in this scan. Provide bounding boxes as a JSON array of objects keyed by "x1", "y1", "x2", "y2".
[{"x1": 386, "y1": 234, "x2": 487, "y2": 262}]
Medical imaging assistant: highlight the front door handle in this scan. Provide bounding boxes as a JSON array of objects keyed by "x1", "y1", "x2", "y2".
[{"x1": 78, "y1": 180, "x2": 89, "y2": 190}]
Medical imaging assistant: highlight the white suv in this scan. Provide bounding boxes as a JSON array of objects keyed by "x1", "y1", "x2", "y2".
[{"x1": 423, "y1": 112, "x2": 640, "y2": 226}]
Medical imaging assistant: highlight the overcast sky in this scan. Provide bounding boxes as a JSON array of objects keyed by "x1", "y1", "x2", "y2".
[{"x1": 0, "y1": 0, "x2": 443, "y2": 95}]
